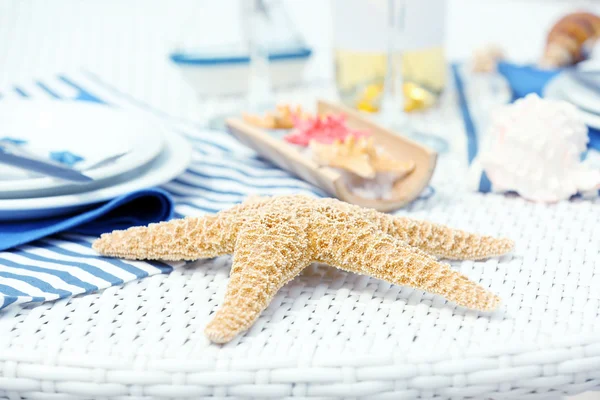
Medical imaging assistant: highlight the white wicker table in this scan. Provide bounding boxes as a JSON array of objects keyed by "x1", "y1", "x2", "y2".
[{"x1": 0, "y1": 1, "x2": 599, "y2": 399}]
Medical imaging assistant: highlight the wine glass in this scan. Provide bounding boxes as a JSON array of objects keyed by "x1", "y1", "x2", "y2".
[
  {"x1": 244, "y1": 0, "x2": 276, "y2": 113},
  {"x1": 378, "y1": 0, "x2": 448, "y2": 153},
  {"x1": 207, "y1": 0, "x2": 275, "y2": 130}
]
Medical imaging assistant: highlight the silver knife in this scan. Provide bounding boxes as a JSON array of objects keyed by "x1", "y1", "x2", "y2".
[{"x1": 0, "y1": 146, "x2": 93, "y2": 183}]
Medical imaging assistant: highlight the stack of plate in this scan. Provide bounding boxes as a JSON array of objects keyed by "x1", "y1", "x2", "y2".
[
  {"x1": 0, "y1": 101, "x2": 191, "y2": 220},
  {"x1": 544, "y1": 65, "x2": 600, "y2": 134}
]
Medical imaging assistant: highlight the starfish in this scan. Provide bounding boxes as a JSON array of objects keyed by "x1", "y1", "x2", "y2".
[
  {"x1": 242, "y1": 104, "x2": 311, "y2": 130},
  {"x1": 310, "y1": 136, "x2": 415, "y2": 179},
  {"x1": 93, "y1": 195, "x2": 514, "y2": 344}
]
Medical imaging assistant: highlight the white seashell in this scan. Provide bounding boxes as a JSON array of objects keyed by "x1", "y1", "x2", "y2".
[{"x1": 479, "y1": 94, "x2": 600, "y2": 202}]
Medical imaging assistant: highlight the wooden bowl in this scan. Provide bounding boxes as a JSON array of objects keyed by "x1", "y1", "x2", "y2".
[{"x1": 226, "y1": 100, "x2": 437, "y2": 212}]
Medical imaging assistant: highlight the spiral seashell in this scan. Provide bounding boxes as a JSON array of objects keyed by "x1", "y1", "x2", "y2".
[{"x1": 478, "y1": 94, "x2": 600, "y2": 202}]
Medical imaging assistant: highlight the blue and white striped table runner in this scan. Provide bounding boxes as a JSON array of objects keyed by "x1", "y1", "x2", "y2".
[{"x1": 0, "y1": 70, "x2": 335, "y2": 310}]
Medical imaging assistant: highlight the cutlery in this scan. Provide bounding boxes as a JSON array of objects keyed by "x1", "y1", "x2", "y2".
[
  {"x1": 81, "y1": 151, "x2": 129, "y2": 171},
  {"x1": 0, "y1": 143, "x2": 93, "y2": 183}
]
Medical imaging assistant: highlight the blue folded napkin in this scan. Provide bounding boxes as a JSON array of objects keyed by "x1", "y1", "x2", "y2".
[
  {"x1": 497, "y1": 61, "x2": 600, "y2": 150},
  {"x1": 496, "y1": 62, "x2": 561, "y2": 99},
  {"x1": 0, "y1": 188, "x2": 174, "y2": 251}
]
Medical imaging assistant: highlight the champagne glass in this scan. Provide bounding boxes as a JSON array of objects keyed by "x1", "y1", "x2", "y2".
[
  {"x1": 378, "y1": 0, "x2": 448, "y2": 153},
  {"x1": 245, "y1": 0, "x2": 275, "y2": 112}
]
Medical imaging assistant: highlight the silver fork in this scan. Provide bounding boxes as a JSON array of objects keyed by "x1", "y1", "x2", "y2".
[
  {"x1": 78, "y1": 151, "x2": 130, "y2": 171},
  {"x1": 0, "y1": 139, "x2": 129, "y2": 174}
]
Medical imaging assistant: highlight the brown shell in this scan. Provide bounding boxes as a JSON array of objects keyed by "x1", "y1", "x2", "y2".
[{"x1": 544, "y1": 12, "x2": 600, "y2": 66}]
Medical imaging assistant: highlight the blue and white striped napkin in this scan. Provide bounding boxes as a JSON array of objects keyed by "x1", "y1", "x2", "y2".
[{"x1": 0, "y1": 71, "x2": 433, "y2": 311}]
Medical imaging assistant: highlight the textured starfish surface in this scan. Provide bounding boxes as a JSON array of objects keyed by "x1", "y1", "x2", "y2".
[{"x1": 93, "y1": 195, "x2": 514, "y2": 344}]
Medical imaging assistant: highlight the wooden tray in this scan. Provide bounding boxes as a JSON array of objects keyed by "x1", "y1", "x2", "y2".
[{"x1": 226, "y1": 100, "x2": 437, "y2": 212}]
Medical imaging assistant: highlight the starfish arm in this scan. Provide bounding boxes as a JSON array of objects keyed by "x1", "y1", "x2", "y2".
[
  {"x1": 204, "y1": 217, "x2": 310, "y2": 344},
  {"x1": 92, "y1": 215, "x2": 235, "y2": 261},
  {"x1": 315, "y1": 197, "x2": 513, "y2": 260},
  {"x1": 386, "y1": 216, "x2": 514, "y2": 260},
  {"x1": 313, "y1": 225, "x2": 499, "y2": 311}
]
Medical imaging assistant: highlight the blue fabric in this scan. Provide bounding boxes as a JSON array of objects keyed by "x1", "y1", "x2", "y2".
[
  {"x1": 478, "y1": 171, "x2": 492, "y2": 193},
  {"x1": 0, "y1": 188, "x2": 174, "y2": 251},
  {"x1": 497, "y1": 62, "x2": 561, "y2": 99},
  {"x1": 497, "y1": 61, "x2": 600, "y2": 151},
  {"x1": 589, "y1": 130, "x2": 600, "y2": 150},
  {"x1": 451, "y1": 64, "x2": 479, "y2": 164}
]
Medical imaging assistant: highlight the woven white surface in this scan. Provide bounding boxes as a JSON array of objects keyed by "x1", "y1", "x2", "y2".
[
  {"x1": 0, "y1": 192, "x2": 598, "y2": 400},
  {"x1": 1, "y1": 1, "x2": 600, "y2": 399}
]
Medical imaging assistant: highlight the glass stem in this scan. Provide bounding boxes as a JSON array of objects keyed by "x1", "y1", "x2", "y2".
[
  {"x1": 380, "y1": 0, "x2": 406, "y2": 123},
  {"x1": 246, "y1": 0, "x2": 274, "y2": 112}
]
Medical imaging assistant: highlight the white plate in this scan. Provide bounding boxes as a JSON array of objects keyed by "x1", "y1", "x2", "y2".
[
  {"x1": 559, "y1": 73, "x2": 600, "y2": 115},
  {"x1": 0, "y1": 132, "x2": 191, "y2": 220},
  {"x1": 0, "y1": 100, "x2": 164, "y2": 196},
  {"x1": 544, "y1": 75, "x2": 600, "y2": 130}
]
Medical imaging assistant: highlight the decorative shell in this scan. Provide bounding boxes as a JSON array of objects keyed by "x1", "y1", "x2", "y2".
[
  {"x1": 243, "y1": 105, "x2": 310, "y2": 130},
  {"x1": 472, "y1": 44, "x2": 505, "y2": 73},
  {"x1": 310, "y1": 135, "x2": 415, "y2": 179},
  {"x1": 478, "y1": 94, "x2": 600, "y2": 202},
  {"x1": 540, "y1": 12, "x2": 600, "y2": 68}
]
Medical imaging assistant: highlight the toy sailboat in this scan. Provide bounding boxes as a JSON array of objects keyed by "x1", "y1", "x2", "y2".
[{"x1": 170, "y1": 0, "x2": 312, "y2": 97}]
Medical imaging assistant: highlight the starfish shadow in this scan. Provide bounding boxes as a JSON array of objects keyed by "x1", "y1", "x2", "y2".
[{"x1": 184, "y1": 257, "x2": 509, "y2": 346}]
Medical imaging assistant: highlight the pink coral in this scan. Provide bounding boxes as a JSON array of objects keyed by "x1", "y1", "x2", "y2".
[{"x1": 284, "y1": 114, "x2": 371, "y2": 146}]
